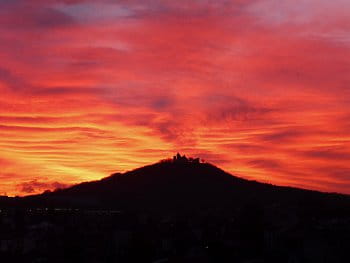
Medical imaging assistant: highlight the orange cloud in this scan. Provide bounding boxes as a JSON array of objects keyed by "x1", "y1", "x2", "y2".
[{"x1": 0, "y1": 0, "x2": 350, "y2": 195}]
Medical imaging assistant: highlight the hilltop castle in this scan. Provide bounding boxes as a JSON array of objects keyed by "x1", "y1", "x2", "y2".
[{"x1": 173, "y1": 153, "x2": 200, "y2": 164}]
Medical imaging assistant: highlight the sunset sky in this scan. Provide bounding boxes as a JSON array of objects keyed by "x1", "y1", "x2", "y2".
[{"x1": 1, "y1": 0, "x2": 350, "y2": 196}]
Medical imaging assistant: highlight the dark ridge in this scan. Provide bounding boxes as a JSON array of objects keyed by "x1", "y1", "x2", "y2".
[{"x1": 3, "y1": 154, "x2": 349, "y2": 216}]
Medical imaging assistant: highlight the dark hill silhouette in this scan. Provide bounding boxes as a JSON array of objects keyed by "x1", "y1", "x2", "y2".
[
  {"x1": 2, "y1": 155, "x2": 350, "y2": 263},
  {"x1": 6, "y1": 155, "x2": 349, "y2": 216}
]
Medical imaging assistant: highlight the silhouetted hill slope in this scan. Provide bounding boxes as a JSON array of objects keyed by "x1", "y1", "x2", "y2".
[
  {"x1": 0, "y1": 161, "x2": 350, "y2": 219},
  {"x1": 4, "y1": 158, "x2": 350, "y2": 215},
  {"x1": 2, "y1": 158, "x2": 350, "y2": 263},
  {"x1": 22, "y1": 160, "x2": 253, "y2": 209}
]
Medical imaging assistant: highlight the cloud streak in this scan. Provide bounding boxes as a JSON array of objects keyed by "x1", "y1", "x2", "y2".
[{"x1": 1, "y1": 0, "x2": 350, "y2": 195}]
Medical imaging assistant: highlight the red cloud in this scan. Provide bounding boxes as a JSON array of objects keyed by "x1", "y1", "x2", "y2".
[
  {"x1": 18, "y1": 180, "x2": 70, "y2": 194},
  {"x1": 0, "y1": 0, "x2": 349, "y2": 195}
]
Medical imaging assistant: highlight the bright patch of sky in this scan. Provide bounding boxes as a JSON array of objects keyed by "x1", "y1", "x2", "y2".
[
  {"x1": 56, "y1": 2, "x2": 135, "y2": 23},
  {"x1": 247, "y1": 0, "x2": 350, "y2": 26}
]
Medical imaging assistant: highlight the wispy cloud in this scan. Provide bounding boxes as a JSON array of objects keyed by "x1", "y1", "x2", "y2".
[
  {"x1": 0, "y1": 0, "x2": 350, "y2": 195},
  {"x1": 18, "y1": 180, "x2": 70, "y2": 194}
]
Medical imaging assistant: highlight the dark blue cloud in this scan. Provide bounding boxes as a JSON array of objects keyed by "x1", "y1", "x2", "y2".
[
  {"x1": 0, "y1": 5, "x2": 76, "y2": 30},
  {"x1": 0, "y1": 67, "x2": 27, "y2": 91}
]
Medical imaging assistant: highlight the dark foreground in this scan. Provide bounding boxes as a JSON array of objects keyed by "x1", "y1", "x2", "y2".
[
  {"x1": 1, "y1": 205, "x2": 350, "y2": 263},
  {"x1": 1, "y1": 157, "x2": 350, "y2": 262}
]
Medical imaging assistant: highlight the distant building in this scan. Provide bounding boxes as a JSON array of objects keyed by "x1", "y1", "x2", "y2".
[
  {"x1": 172, "y1": 153, "x2": 201, "y2": 164},
  {"x1": 173, "y1": 153, "x2": 188, "y2": 163}
]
